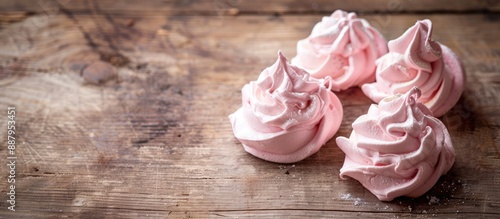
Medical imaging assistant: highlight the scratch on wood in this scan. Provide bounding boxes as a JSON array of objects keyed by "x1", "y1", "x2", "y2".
[
  {"x1": 155, "y1": 162, "x2": 159, "y2": 199},
  {"x1": 214, "y1": 213, "x2": 229, "y2": 217},
  {"x1": 40, "y1": 97, "x2": 52, "y2": 134},
  {"x1": 88, "y1": 0, "x2": 119, "y2": 52},
  {"x1": 24, "y1": 142, "x2": 46, "y2": 164},
  {"x1": 58, "y1": 4, "x2": 98, "y2": 50},
  {"x1": 483, "y1": 193, "x2": 487, "y2": 213}
]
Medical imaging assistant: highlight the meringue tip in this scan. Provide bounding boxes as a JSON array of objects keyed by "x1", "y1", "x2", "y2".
[
  {"x1": 408, "y1": 86, "x2": 422, "y2": 98},
  {"x1": 418, "y1": 18, "x2": 433, "y2": 25},
  {"x1": 277, "y1": 50, "x2": 288, "y2": 62}
]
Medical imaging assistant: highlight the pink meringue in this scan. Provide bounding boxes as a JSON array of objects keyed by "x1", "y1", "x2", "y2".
[
  {"x1": 229, "y1": 51, "x2": 343, "y2": 163},
  {"x1": 291, "y1": 10, "x2": 388, "y2": 91},
  {"x1": 362, "y1": 19, "x2": 465, "y2": 117},
  {"x1": 336, "y1": 87, "x2": 455, "y2": 201}
]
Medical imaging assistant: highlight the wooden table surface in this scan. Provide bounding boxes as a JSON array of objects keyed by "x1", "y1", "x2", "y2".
[{"x1": 0, "y1": 1, "x2": 499, "y2": 218}]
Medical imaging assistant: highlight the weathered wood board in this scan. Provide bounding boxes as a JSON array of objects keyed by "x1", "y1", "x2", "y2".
[
  {"x1": 0, "y1": 1, "x2": 499, "y2": 218},
  {"x1": 1, "y1": 0, "x2": 500, "y2": 14}
]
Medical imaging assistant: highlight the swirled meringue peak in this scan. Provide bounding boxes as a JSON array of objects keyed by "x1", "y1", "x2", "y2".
[
  {"x1": 336, "y1": 87, "x2": 455, "y2": 201},
  {"x1": 229, "y1": 51, "x2": 343, "y2": 163},
  {"x1": 291, "y1": 10, "x2": 388, "y2": 91},
  {"x1": 362, "y1": 19, "x2": 465, "y2": 117}
]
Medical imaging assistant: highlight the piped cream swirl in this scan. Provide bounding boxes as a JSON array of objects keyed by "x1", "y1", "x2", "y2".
[
  {"x1": 292, "y1": 10, "x2": 388, "y2": 91},
  {"x1": 336, "y1": 87, "x2": 455, "y2": 201},
  {"x1": 362, "y1": 19, "x2": 465, "y2": 117},
  {"x1": 229, "y1": 51, "x2": 343, "y2": 163}
]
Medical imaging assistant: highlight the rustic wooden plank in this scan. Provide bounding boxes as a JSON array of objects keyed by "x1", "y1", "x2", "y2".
[
  {"x1": 0, "y1": 0, "x2": 499, "y2": 15},
  {"x1": 0, "y1": 11, "x2": 499, "y2": 218}
]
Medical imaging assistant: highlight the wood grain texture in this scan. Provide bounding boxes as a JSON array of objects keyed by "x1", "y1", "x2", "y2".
[
  {"x1": 0, "y1": 0, "x2": 499, "y2": 15},
  {"x1": 0, "y1": 3, "x2": 499, "y2": 219}
]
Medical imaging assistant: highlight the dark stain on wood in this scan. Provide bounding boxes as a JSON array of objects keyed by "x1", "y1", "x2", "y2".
[
  {"x1": 99, "y1": 52, "x2": 130, "y2": 67},
  {"x1": 80, "y1": 60, "x2": 117, "y2": 84},
  {"x1": 161, "y1": 24, "x2": 172, "y2": 30},
  {"x1": 97, "y1": 154, "x2": 113, "y2": 166},
  {"x1": 484, "y1": 12, "x2": 499, "y2": 22}
]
